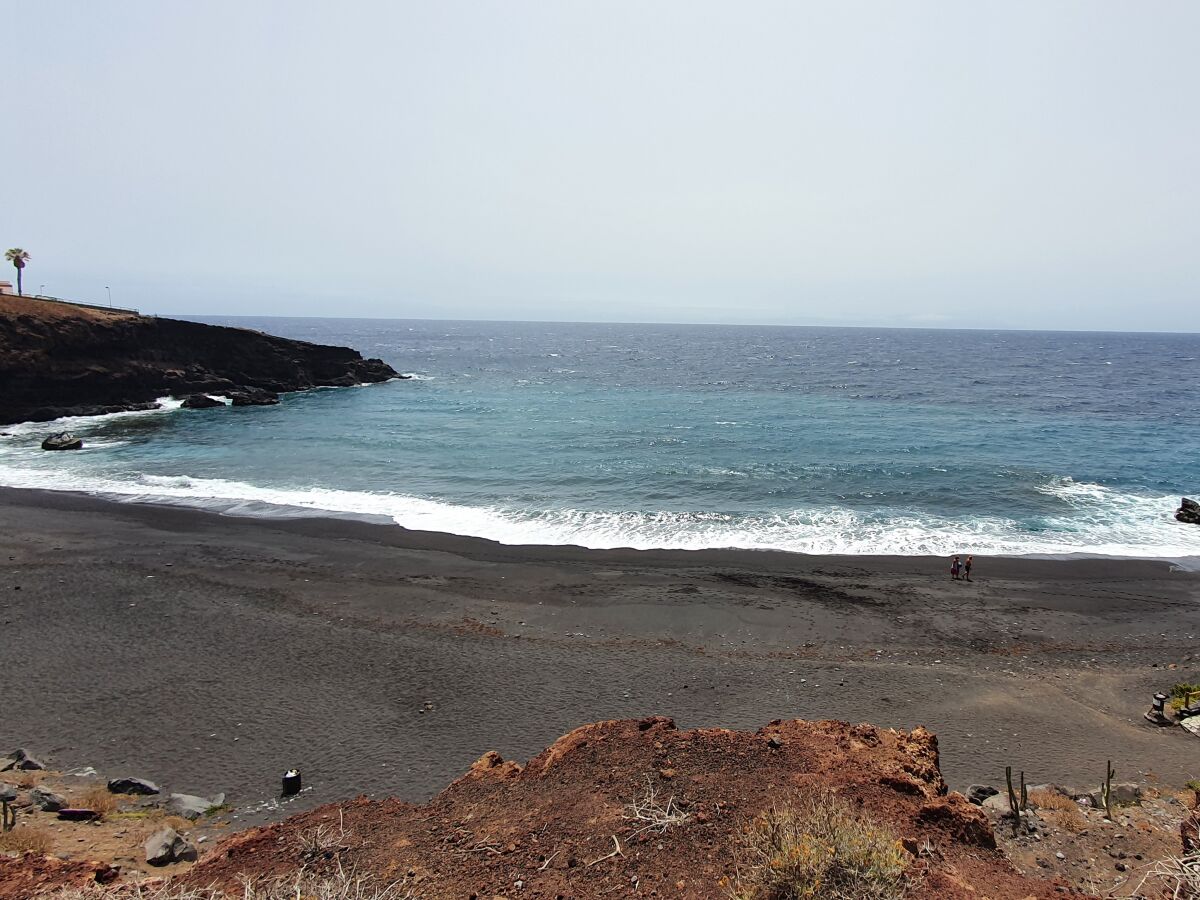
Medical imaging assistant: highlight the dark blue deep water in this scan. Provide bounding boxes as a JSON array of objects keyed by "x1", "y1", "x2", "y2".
[{"x1": 3, "y1": 319, "x2": 1199, "y2": 559}]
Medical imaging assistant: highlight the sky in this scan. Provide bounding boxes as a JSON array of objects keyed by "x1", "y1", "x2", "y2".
[{"x1": 6, "y1": 1, "x2": 1199, "y2": 331}]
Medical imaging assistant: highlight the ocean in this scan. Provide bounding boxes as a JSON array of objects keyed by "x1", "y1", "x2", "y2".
[{"x1": 3, "y1": 318, "x2": 1199, "y2": 562}]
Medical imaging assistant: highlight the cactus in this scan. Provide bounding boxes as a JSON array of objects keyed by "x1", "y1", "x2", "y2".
[
  {"x1": 1005, "y1": 766, "x2": 1020, "y2": 836},
  {"x1": 1101, "y1": 760, "x2": 1115, "y2": 820},
  {"x1": 1, "y1": 800, "x2": 14, "y2": 832},
  {"x1": 1020, "y1": 771, "x2": 1028, "y2": 811}
]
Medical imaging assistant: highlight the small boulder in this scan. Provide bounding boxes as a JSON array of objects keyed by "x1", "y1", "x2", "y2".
[
  {"x1": 29, "y1": 787, "x2": 67, "y2": 811},
  {"x1": 1, "y1": 749, "x2": 46, "y2": 771},
  {"x1": 180, "y1": 394, "x2": 223, "y2": 409},
  {"x1": 0, "y1": 785, "x2": 16, "y2": 803},
  {"x1": 1177, "y1": 498, "x2": 1200, "y2": 525},
  {"x1": 145, "y1": 826, "x2": 198, "y2": 866},
  {"x1": 966, "y1": 784, "x2": 999, "y2": 805},
  {"x1": 982, "y1": 792, "x2": 1013, "y2": 812},
  {"x1": 166, "y1": 792, "x2": 225, "y2": 820},
  {"x1": 108, "y1": 777, "x2": 160, "y2": 796},
  {"x1": 41, "y1": 432, "x2": 82, "y2": 451},
  {"x1": 1089, "y1": 783, "x2": 1143, "y2": 808}
]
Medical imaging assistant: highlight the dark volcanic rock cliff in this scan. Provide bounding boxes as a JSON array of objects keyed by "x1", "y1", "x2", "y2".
[{"x1": 0, "y1": 297, "x2": 401, "y2": 425}]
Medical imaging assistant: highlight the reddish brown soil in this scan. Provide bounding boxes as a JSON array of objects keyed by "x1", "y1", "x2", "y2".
[
  {"x1": 0, "y1": 854, "x2": 118, "y2": 898},
  {"x1": 171, "y1": 717, "x2": 1084, "y2": 899}
]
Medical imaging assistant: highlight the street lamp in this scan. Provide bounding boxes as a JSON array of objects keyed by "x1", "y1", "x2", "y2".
[
  {"x1": 38, "y1": 284, "x2": 45, "y2": 296},
  {"x1": 105, "y1": 286, "x2": 112, "y2": 307}
]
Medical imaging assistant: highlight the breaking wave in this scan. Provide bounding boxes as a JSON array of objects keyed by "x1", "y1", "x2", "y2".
[{"x1": 0, "y1": 461, "x2": 1195, "y2": 562}]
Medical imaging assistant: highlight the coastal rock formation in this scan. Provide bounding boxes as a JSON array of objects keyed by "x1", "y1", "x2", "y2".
[
  {"x1": 180, "y1": 393, "x2": 224, "y2": 409},
  {"x1": 173, "y1": 718, "x2": 1074, "y2": 899},
  {"x1": 0, "y1": 295, "x2": 402, "y2": 425},
  {"x1": 1177, "y1": 497, "x2": 1200, "y2": 525},
  {"x1": 228, "y1": 387, "x2": 279, "y2": 406},
  {"x1": 40, "y1": 432, "x2": 82, "y2": 451}
]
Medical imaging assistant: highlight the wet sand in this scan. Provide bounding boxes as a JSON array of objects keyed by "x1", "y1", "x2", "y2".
[{"x1": 1, "y1": 486, "x2": 1197, "y2": 824}]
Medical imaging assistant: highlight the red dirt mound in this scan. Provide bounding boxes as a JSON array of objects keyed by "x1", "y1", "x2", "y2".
[
  {"x1": 175, "y1": 717, "x2": 1086, "y2": 899},
  {"x1": 0, "y1": 854, "x2": 118, "y2": 898}
]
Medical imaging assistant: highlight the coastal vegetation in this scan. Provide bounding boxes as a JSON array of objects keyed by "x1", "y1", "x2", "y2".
[{"x1": 727, "y1": 792, "x2": 908, "y2": 900}]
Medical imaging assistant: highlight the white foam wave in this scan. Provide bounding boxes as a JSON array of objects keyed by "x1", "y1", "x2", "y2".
[
  {"x1": 0, "y1": 464, "x2": 1196, "y2": 562},
  {"x1": 0, "y1": 397, "x2": 185, "y2": 437}
]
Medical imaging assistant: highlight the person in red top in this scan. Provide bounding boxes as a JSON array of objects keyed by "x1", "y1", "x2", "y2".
[{"x1": 950, "y1": 555, "x2": 961, "y2": 580}]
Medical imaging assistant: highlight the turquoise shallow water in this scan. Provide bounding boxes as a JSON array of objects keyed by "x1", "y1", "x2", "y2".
[{"x1": 2, "y1": 318, "x2": 1199, "y2": 559}]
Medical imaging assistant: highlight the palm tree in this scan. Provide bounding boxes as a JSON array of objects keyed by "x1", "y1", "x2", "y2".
[{"x1": 5, "y1": 249, "x2": 30, "y2": 295}]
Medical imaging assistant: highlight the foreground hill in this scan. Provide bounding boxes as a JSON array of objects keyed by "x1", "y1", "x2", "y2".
[
  {"x1": 160, "y1": 718, "x2": 1079, "y2": 899},
  {"x1": 0, "y1": 296, "x2": 398, "y2": 425}
]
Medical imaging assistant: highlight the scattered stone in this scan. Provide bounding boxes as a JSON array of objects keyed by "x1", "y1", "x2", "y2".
[
  {"x1": 967, "y1": 784, "x2": 999, "y2": 805},
  {"x1": 180, "y1": 394, "x2": 223, "y2": 409},
  {"x1": 1176, "y1": 497, "x2": 1200, "y2": 525},
  {"x1": 982, "y1": 792, "x2": 1013, "y2": 812},
  {"x1": 30, "y1": 786, "x2": 67, "y2": 811},
  {"x1": 166, "y1": 791, "x2": 225, "y2": 820},
  {"x1": 145, "y1": 826, "x2": 198, "y2": 866},
  {"x1": 0, "y1": 785, "x2": 16, "y2": 803},
  {"x1": 41, "y1": 432, "x2": 83, "y2": 451},
  {"x1": 1089, "y1": 783, "x2": 1142, "y2": 808},
  {"x1": 58, "y1": 808, "x2": 101, "y2": 821},
  {"x1": 1, "y1": 748, "x2": 46, "y2": 771},
  {"x1": 108, "y1": 777, "x2": 160, "y2": 796}
]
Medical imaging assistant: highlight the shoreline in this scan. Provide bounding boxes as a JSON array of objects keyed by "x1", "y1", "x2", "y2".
[
  {"x1": 2, "y1": 478, "x2": 1199, "y2": 569},
  {"x1": 2, "y1": 485, "x2": 1197, "y2": 826},
  {"x1": 3, "y1": 484, "x2": 1197, "y2": 573}
]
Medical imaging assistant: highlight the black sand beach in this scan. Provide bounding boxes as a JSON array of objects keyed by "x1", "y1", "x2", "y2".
[{"x1": 2, "y1": 487, "x2": 1197, "y2": 824}]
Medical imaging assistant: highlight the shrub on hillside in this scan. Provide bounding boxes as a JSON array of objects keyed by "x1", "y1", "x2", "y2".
[{"x1": 727, "y1": 791, "x2": 908, "y2": 900}]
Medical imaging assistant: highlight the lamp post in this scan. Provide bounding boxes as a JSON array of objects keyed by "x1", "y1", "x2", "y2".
[{"x1": 105, "y1": 286, "x2": 112, "y2": 307}]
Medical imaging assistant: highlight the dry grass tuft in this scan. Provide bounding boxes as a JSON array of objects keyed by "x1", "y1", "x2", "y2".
[
  {"x1": 624, "y1": 776, "x2": 692, "y2": 838},
  {"x1": 1027, "y1": 789, "x2": 1077, "y2": 812},
  {"x1": 727, "y1": 791, "x2": 908, "y2": 900},
  {"x1": 35, "y1": 868, "x2": 417, "y2": 899},
  {"x1": 1051, "y1": 807, "x2": 1089, "y2": 834},
  {"x1": 77, "y1": 786, "x2": 119, "y2": 819},
  {"x1": 0, "y1": 824, "x2": 53, "y2": 855},
  {"x1": 1131, "y1": 851, "x2": 1200, "y2": 898}
]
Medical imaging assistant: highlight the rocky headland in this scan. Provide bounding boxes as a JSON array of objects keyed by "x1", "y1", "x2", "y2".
[{"x1": 0, "y1": 296, "x2": 400, "y2": 425}]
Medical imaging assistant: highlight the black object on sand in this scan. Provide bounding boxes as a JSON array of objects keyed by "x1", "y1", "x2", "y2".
[{"x1": 281, "y1": 768, "x2": 301, "y2": 796}]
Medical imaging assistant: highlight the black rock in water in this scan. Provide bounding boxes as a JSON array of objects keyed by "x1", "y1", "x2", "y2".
[
  {"x1": 1177, "y1": 497, "x2": 1200, "y2": 525},
  {"x1": 41, "y1": 432, "x2": 82, "y2": 451},
  {"x1": 181, "y1": 393, "x2": 224, "y2": 409},
  {"x1": 229, "y1": 387, "x2": 280, "y2": 406}
]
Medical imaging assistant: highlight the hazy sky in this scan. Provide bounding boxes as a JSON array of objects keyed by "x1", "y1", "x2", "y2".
[{"x1": 7, "y1": 1, "x2": 1199, "y2": 330}]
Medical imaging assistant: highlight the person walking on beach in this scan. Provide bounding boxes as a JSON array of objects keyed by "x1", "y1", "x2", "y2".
[
  {"x1": 964, "y1": 555, "x2": 973, "y2": 581},
  {"x1": 950, "y1": 555, "x2": 961, "y2": 580}
]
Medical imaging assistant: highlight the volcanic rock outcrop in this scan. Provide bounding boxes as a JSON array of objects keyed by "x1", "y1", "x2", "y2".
[
  {"x1": 0, "y1": 296, "x2": 401, "y2": 425},
  {"x1": 173, "y1": 718, "x2": 1077, "y2": 899},
  {"x1": 1177, "y1": 497, "x2": 1200, "y2": 525}
]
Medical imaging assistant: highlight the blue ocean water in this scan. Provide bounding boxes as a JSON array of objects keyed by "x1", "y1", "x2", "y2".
[{"x1": 3, "y1": 318, "x2": 1199, "y2": 559}]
